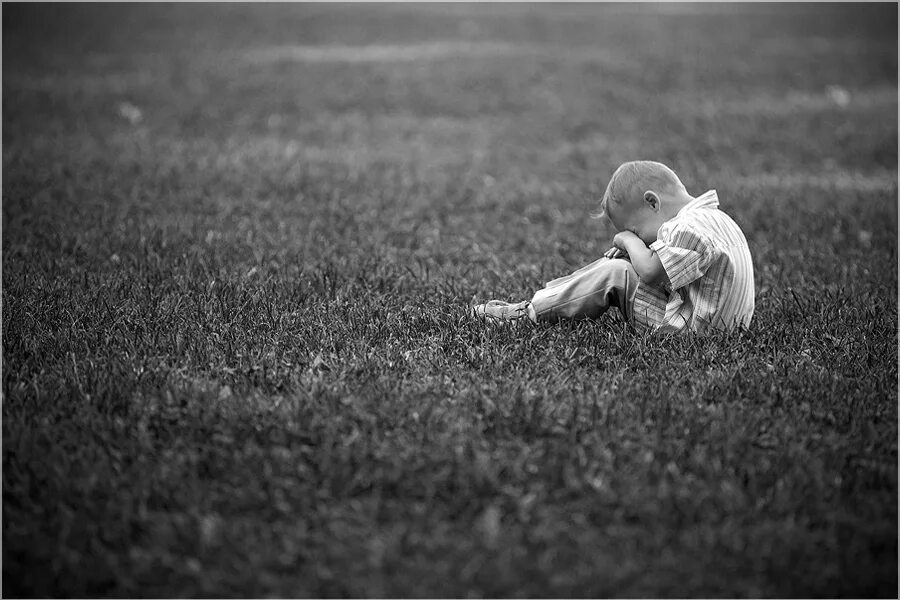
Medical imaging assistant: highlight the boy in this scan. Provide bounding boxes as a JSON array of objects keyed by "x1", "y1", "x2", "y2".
[{"x1": 473, "y1": 161, "x2": 755, "y2": 333}]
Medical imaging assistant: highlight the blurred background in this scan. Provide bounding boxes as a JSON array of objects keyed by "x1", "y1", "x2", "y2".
[{"x1": 4, "y1": 4, "x2": 897, "y2": 256}]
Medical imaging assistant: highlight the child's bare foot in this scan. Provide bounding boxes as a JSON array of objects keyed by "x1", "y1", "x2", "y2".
[{"x1": 473, "y1": 300, "x2": 532, "y2": 323}]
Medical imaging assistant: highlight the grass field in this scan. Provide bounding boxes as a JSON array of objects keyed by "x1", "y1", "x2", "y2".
[{"x1": 2, "y1": 3, "x2": 898, "y2": 597}]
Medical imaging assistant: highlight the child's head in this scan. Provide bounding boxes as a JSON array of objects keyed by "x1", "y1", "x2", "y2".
[{"x1": 598, "y1": 160, "x2": 691, "y2": 244}]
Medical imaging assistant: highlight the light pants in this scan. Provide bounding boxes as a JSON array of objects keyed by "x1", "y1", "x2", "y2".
[{"x1": 529, "y1": 257, "x2": 640, "y2": 323}]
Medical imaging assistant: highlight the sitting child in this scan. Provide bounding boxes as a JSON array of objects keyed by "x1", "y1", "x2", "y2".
[{"x1": 473, "y1": 160, "x2": 755, "y2": 333}]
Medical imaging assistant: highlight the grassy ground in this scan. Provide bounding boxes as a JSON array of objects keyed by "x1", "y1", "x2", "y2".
[{"x1": 2, "y1": 3, "x2": 897, "y2": 597}]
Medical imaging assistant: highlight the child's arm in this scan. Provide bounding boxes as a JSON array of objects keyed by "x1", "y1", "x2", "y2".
[{"x1": 613, "y1": 231, "x2": 669, "y2": 287}]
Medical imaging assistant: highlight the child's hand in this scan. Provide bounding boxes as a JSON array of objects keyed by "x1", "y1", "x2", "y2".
[
  {"x1": 605, "y1": 230, "x2": 641, "y2": 259},
  {"x1": 613, "y1": 230, "x2": 642, "y2": 250}
]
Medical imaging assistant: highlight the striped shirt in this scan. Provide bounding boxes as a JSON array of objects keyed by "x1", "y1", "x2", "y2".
[{"x1": 631, "y1": 190, "x2": 755, "y2": 333}]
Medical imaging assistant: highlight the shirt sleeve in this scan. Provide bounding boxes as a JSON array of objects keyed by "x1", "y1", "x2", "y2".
[{"x1": 649, "y1": 223, "x2": 714, "y2": 292}]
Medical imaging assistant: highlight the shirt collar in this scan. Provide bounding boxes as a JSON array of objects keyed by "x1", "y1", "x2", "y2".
[{"x1": 677, "y1": 189, "x2": 719, "y2": 216}]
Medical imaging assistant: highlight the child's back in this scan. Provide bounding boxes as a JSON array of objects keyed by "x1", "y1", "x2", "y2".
[{"x1": 648, "y1": 190, "x2": 754, "y2": 332}]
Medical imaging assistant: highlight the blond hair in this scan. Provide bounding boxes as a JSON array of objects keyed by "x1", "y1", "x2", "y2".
[{"x1": 595, "y1": 160, "x2": 685, "y2": 220}]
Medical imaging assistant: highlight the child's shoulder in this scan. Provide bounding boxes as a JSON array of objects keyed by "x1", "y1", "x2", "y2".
[
  {"x1": 661, "y1": 210, "x2": 712, "y2": 232},
  {"x1": 658, "y1": 207, "x2": 726, "y2": 244},
  {"x1": 661, "y1": 202, "x2": 749, "y2": 250}
]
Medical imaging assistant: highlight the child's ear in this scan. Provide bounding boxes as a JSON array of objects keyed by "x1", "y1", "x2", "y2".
[{"x1": 643, "y1": 191, "x2": 660, "y2": 211}]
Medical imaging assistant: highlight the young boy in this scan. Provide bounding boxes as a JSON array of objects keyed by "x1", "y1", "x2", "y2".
[{"x1": 473, "y1": 161, "x2": 755, "y2": 333}]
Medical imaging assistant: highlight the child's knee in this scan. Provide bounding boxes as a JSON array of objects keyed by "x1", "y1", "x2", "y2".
[
  {"x1": 606, "y1": 257, "x2": 637, "y2": 273},
  {"x1": 596, "y1": 258, "x2": 639, "y2": 285}
]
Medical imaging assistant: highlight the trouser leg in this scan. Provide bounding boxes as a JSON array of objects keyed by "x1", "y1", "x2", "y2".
[{"x1": 530, "y1": 257, "x2": 639, "y2": 323}]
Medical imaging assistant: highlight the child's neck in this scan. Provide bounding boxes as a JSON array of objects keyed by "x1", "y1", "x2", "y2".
[{"x1": 663, "y1": 189, "x2": 695, "y2": 219}]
